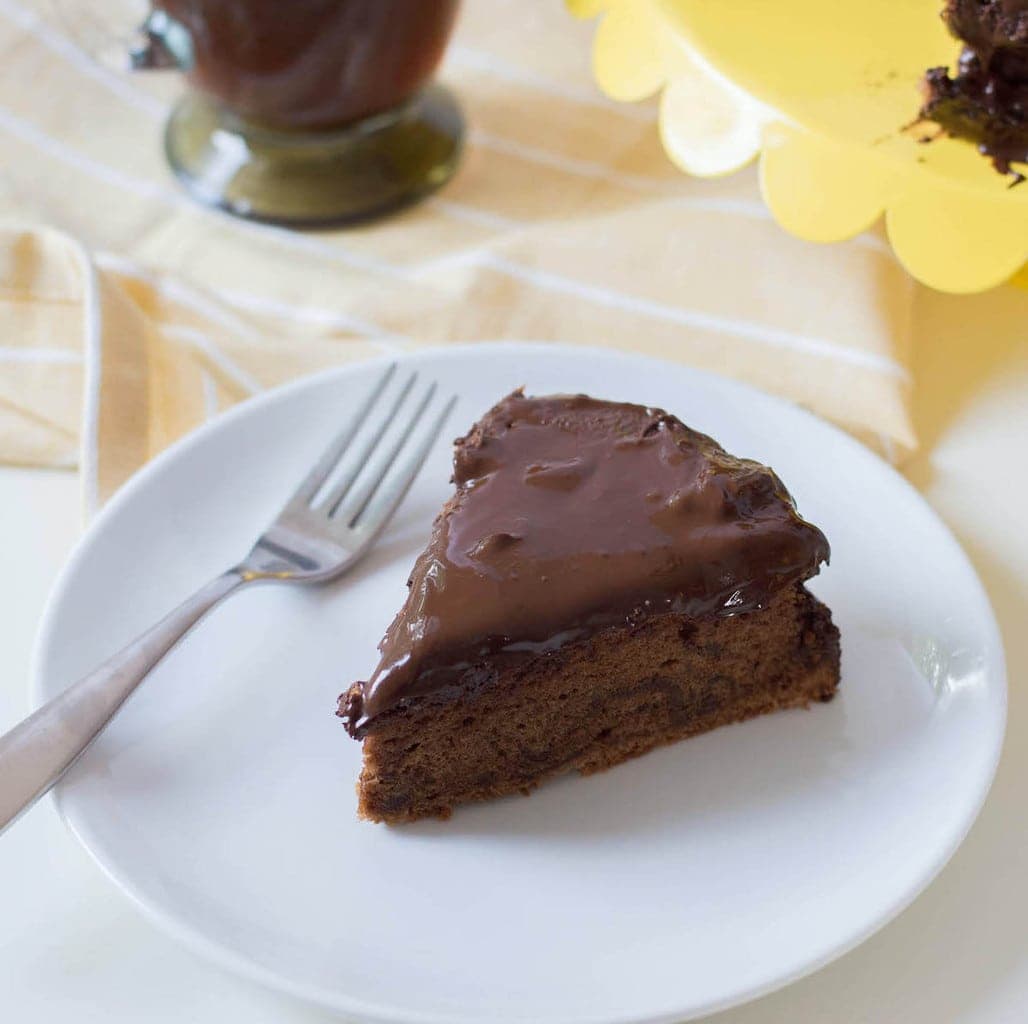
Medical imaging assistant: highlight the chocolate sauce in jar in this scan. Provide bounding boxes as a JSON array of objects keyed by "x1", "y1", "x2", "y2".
[{"x1": 155, "y1": 0, "x2": 460, "y2": 131}]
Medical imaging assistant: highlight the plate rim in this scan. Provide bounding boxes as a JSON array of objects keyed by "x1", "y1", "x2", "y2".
[{"x1": 31, "y1": 341, "x2": 1008, "y2": 1024}]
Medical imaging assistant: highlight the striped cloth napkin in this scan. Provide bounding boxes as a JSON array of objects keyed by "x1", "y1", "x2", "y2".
[{"x1": 0, "y1": 0, "x2": 916, "y2": 515}]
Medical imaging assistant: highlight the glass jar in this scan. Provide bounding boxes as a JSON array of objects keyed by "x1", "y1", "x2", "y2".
[{"x1": 133, "y1": 0, "x2": 464, "y2": 225}]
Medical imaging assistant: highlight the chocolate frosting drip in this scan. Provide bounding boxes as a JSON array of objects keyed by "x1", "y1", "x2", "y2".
[
  {"x1": 339, "y1": 393, "x2": 830, "y2": 737},
  {"x1": 922, "y1": 0, "x2": 1028, "y2": 175}
]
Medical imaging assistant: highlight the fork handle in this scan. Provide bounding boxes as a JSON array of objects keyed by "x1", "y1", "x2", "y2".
[{"x1": 0, "y1": 570, "x2": 248, "y2": 835}]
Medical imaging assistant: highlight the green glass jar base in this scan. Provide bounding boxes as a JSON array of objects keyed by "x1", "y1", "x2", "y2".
[{"x1": 164, "y1": 85, "x2": 464, "y2": 227}]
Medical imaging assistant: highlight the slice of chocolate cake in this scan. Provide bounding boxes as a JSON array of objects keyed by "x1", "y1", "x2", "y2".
[
  {"x1": 338, "y1": 392, "x2": 840, "y2": 824},
  {"x1": 921, "y1": 0, "x2": 1028, "y2": 177}
]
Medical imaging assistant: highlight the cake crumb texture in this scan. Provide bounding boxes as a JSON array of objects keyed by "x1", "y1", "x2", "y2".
[{"x1": 355, "y1": 585, "x2": 839, "y2": 824}]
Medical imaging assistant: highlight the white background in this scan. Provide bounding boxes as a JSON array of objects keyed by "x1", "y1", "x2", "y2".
[{"x1": 1, "y1": 285, "x2": 1026, "y2": 1024}]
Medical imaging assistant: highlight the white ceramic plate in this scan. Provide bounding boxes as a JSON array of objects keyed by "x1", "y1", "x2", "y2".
[{"x1": 34, "y1": 344, "x2": 1006, "y2": 1024}]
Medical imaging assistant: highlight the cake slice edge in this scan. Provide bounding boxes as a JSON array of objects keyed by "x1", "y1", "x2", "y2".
[{"x1": 349, "y1": 582, "x2": 839, "y2": 824}]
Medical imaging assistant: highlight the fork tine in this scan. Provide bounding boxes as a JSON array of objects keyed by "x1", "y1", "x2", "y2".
[
  {"x1": 348, "y1": 392, "x2": 458, "y2": 534},
  {"x1": 313, "y1": 371, "x2": 419, "y2": 516},
  {"x1": 287, "y1": 362, "x2": 397, "y2": 507},
  {"x1": 333, "y1": 379, "x2": 438, "y2": 523}
]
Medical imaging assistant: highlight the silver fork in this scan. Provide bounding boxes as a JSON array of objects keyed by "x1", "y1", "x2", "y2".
[{"x1": 0, "y1": 364, "x2": 455, "y2": 835}]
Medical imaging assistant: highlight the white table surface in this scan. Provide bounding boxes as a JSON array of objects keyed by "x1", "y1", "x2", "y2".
[{"x1": 1, "y1": 285, "x2": 1026, "y2": 1023}]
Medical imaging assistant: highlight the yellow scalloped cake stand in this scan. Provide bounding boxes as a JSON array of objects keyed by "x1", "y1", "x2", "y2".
[{"x1": 571, "y1": 0, "x2": 1028, "y2": 293}]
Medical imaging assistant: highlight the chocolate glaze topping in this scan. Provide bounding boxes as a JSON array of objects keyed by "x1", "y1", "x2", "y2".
[
  {"x1": 339, "y1": 392, "x2": 830, "y2": 738},
  {"x1": 922, "y1": 0, "x2": 1028, "y2": 175}
]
